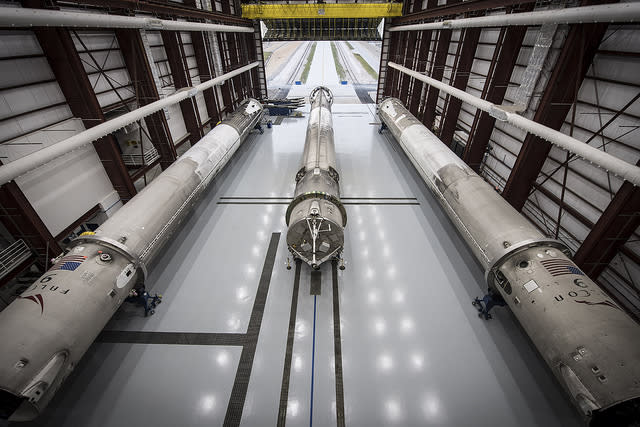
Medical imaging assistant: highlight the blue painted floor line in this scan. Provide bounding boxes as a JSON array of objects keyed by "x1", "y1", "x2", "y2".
[{"x1": 309, "y1": 295, "x2": 317, "y2": 427}]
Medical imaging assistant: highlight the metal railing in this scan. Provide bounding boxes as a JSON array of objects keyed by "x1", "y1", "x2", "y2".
[
  {"x1": 122, "y1": 146, "x2": 161, "y2": 167},
  {"x1": 0, "y1": 239, "x2": 32, "y2": 280}
]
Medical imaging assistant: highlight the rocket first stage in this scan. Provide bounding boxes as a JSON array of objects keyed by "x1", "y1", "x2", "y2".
[
  {"x1": 0, "y1": 99, "x2": 263, "y2": 421},
  {"x1": 286, "y1": 86, "x2": 346, "y2": 269},
  {"x1": 378, "y1": 97, "x2": 640, "y2": 427}
]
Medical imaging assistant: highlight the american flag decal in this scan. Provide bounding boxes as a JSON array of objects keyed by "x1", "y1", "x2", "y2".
[
  {"x1": 51, "y1": 255, "x2": 87, "y2": 272},
  {"x1": 540, "y1": 258, "x2": 584, "y2": 277}
]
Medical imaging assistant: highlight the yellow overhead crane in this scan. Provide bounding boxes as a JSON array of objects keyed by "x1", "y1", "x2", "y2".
[{"x1": 242, "y1": 2, "x2": 402, "y2": 19}]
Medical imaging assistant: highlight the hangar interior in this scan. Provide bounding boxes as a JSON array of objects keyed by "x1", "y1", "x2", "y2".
[{"x1": 0, "y1": 0, "x2": 639, "y2": 426}]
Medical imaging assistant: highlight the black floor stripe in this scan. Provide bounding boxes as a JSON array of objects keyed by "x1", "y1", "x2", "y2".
[
  {"x1": 277, "y1": 260, "x2": 302, "y2": 427},
  {"x1": 96, "y1": 331, "x2": 246, "y2": 346},
  {"x1": 220, "y1": 197, "x2": 293, "y2": 200},
  {"x1": 217, "y1": 201, "x2": 419, "y2": 206},
  {"x1": 224, "y1": 232, "x2": 281, "y2": 427},
  {"x1": 219, "y1": 197, "x2": 417, "y2": 201},
  {"x1": 218, "y1": 201, "x2": 290, "y2": 204},
  {"x1": 353, "y1": 84, "x2": 375, "y2": 104},
  {"x1": 332, "y1": 261, "x2": 346, "y2": 427},
  {"x1": 343, "y1": 202, "x2": 419, "y2": 205},
  {"x1": 310, "y1": 270, "x2": 321, "y2": 295},
  {"x1": 341, "y1": 197, "x2": 417, "y2": 200}
]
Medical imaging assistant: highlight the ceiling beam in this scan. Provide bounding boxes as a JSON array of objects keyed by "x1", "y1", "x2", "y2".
[
  {"x1": 221, "y1": 0, "x2": 231, "y2": 16},
  {"x1": 60, "y1": 0, "x2": 250, "y2": 26},
  {"x1": 439, "y1": 27, "x2": 481, "y2": 145},
  {"x1": 226, "y1": 33, "x2": 242, "y2": 108},
  {"x1": 0, "y1": 254, "x2": 36, "y2": 289},
  {"x1": 184, "y1": 0, "x2": 225, "y2": 113},
  {"x1": 247, "y1": 24, "x2": 267, "y2": 100},
  {"x1": 0, "y1": 60, "x2": 259, "y2": 186},
  {"x1": 115, "y1": 28, "x2": 177, "y2": 170},
  {"x1": 389, "y1": 58, "x2": 640, "y2": 185},
  {"x1": 408, "y1": 29, "x2": 433, "y2": 117},
  {"x1": 382, "y1": 31, "x2": 401, "y2": 98},
  {"x1": 408, "y1": 0, "x2": 439, "y2": 119},
  {"x1": 191, "y1": 30, "x2": 221, "y2": 126},
  {"x1": 0, "y1": 179, "x2": 62, "y2": 265},
  {"x1": 410, "y1": 0, "x2": 423, "y2": 14},
  {"x1": 33, "y1": 25, "x2": 137, "y2": 201},
  {"x1": 388, "y1": 58, "x2": 640, "y2": 185},
  {"x1": 394, "y1": 0, "x2": 535, "y2": 25},
  {"x1": 392, "y1": 1, "x2": 639, "y2": 30},
  {"x1": 399, "y1": 31, "x2": 417, "y2": 102},
  {"x1": 501, "y1": 17, "x2": 611, "y2": 210},
  {"x1": 463, "y1": 6, "x2": 533, "y2": 171},
  {"x1": 420, "y1": 0, "x2": 461, "y2": 127},
  {"x1": 216, "y1": 34, "x2": 234, "y2": 115},
  {"x1": 241, "y1": 32, "x2": 261, "y2": 100},
  {"x1": 531, "y1": 175, "x2": 640, "y2": 277},
  {"x1": 161, "y1": 31, "x2": 203, "y2": 147},
  {"x1": 376, "y1": 20, "x2": 390, "y2": 101},
  {"x1": 574, "y1": 165, "x2": 640, "y2": 278},
  {"x1": 422, "y1": 27, "x2": 452, "y2": 130}
]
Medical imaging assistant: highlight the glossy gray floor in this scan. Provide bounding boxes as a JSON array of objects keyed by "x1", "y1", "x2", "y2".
[{"x1": 21, "y1": 104, "x2": 581, "y2": 427}]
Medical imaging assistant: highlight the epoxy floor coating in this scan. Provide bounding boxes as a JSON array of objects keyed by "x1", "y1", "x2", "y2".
[{"x1": 21, "y1": 104, "x2": 582, "y2": 427}]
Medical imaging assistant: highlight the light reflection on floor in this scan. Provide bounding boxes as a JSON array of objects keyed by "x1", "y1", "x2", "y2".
[{"x1": 23, "y1": 104, "x2": 582, "y2": 427}]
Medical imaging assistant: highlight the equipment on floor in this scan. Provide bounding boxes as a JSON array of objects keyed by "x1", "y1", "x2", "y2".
[{"x1": 126, "y1": 286, "x2": 162, "y2": 317}]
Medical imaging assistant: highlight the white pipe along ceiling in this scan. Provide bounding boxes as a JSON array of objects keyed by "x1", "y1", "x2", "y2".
[
  {"x1": 387, "y1": 62, "x2": 640, "y2": 187},
  {"x1": 0, "y1": 7, "x2": 254, "y2": 32},
  {"x1": 0, "y1": 62, "x2": 260, "y2": 186},
  {"x1": 390, "y1": 2, "x2": 640, "y2": 31}
]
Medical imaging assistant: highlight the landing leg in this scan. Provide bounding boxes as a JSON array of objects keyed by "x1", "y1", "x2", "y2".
[
  {"x1": 144, "y1": 292, "x2": 163, "y2": 316},
  {"x1": 472, "y1": 289, "x2": 506, "y2": 320}
]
